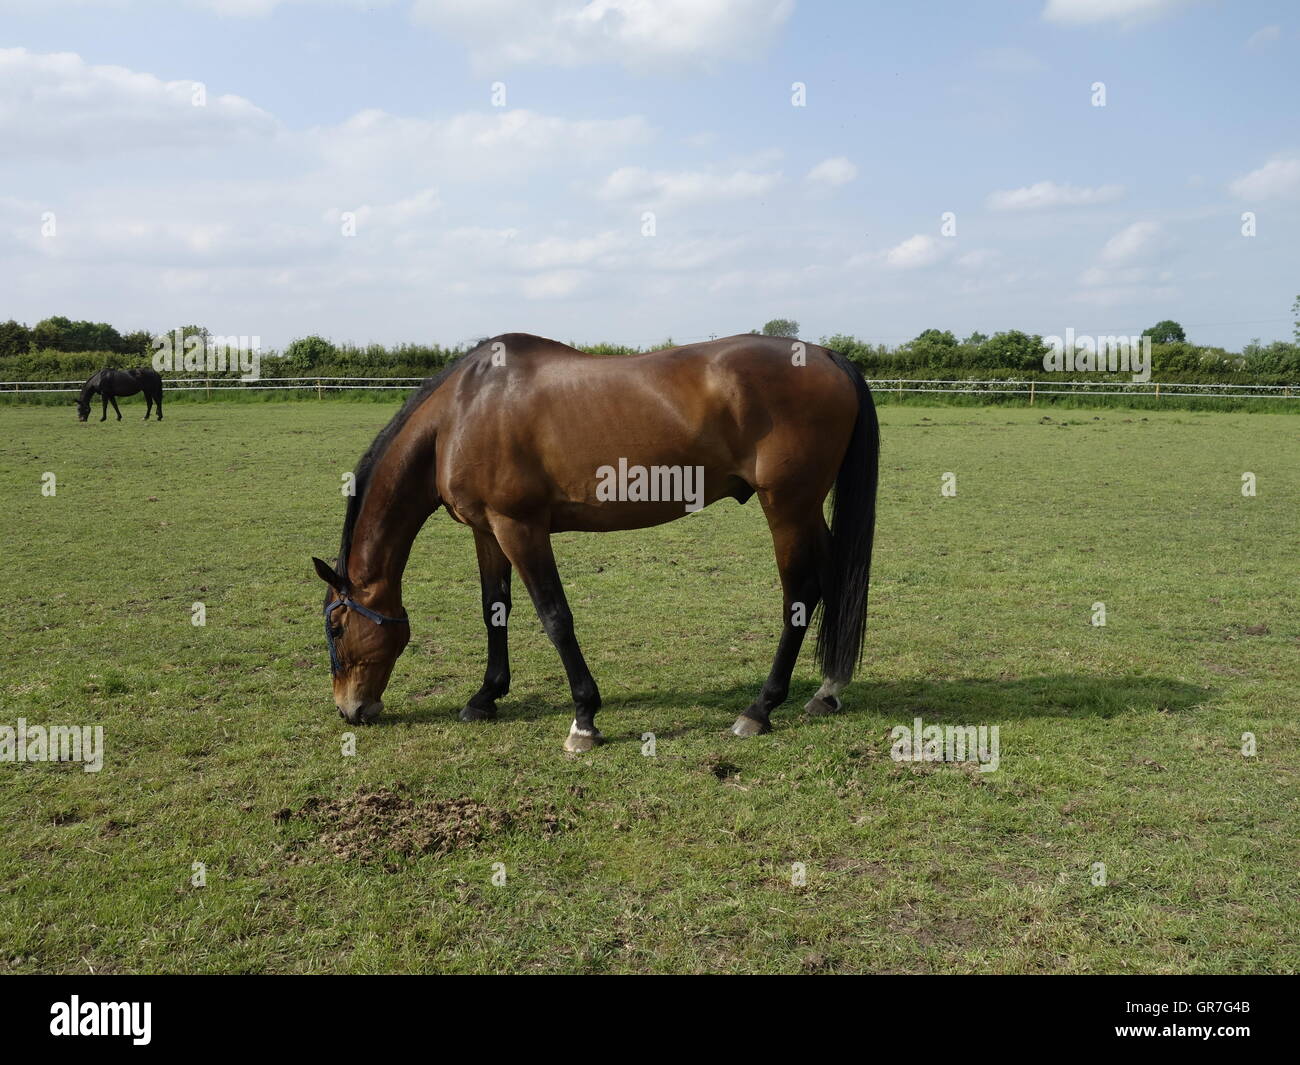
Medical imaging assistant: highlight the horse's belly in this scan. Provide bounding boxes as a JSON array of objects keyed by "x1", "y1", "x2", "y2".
[{"x1": 549, "y1": 468, "x2": 750, "y2": 532}]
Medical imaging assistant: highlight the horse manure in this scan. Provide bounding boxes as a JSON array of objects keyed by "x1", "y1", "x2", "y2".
[{"x1": 279, "y1": 788, "x2": 566, "y2": 866}]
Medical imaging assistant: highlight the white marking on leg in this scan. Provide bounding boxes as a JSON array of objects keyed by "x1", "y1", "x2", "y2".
[
  {"x1": 568, "y1": 719, "x2": 594, "y2": 738},
  {"x1": 814, "y1": 680, "x2": 844, "y2": 701}
]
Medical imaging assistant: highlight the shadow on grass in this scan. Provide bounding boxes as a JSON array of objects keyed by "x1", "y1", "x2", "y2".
[{"x1": 387, "y1": 672, "x2": 1212, "y2": 730}]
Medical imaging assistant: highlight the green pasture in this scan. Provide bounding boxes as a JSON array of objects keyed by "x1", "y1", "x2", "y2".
[{"x1": 0, "y1": 399, "x2": 1295, "y2": 973}]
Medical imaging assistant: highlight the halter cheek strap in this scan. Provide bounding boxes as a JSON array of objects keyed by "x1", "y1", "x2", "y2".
[{"x1": 324, "y1": 596, "x2": 409, "y2": 674}]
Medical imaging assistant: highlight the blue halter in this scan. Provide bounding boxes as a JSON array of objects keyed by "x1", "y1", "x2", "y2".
[{"x1": 324, "y1": 595, "x2": 409, "y2": 674}]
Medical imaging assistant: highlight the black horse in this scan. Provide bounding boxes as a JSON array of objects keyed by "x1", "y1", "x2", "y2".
[{"x1": 77, "y1": 368, "x2": 164, "y2": 422}]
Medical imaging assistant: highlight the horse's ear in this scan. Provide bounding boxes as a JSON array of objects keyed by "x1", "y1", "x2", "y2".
[{"x1": 312, "y1": 556, "x2": 346, "y2": 591}]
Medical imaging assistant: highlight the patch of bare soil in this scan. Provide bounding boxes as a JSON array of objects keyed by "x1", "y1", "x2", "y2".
[{"x1": 277, "y1": 787, "x2": 567, "y2": 867}]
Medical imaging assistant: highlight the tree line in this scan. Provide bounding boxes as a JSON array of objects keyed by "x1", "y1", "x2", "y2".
[{"x1": 2, "y1": 304, "x2": 1298, "y2": 380}]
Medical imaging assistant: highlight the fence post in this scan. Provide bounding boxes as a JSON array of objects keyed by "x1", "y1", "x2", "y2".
[
  {"x1": 1155, "y1": 382, "x2": 1160, "y2": 401},
  {"x1": 1029, "y1": 380, "x2": 1035, "y2": 406},
  {"x1": 317, "y1": 378, "x2": 322, "y2": 400}
]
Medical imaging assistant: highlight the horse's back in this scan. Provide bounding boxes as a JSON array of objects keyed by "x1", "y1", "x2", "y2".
[
  {"x1": 436, "y1": 333, "x2": 858, "y2": 521},
  {"x1": 467, "y1": 332, "x2": 849, "y2": 402}
]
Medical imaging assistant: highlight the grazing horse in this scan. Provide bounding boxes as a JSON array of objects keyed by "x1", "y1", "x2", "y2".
[
  {"x1": 312, "y1": 333, "x2": 879, "y2": 751},
  {"x1": 77, "y1": 367, "x2": 164, "y2": 422}
]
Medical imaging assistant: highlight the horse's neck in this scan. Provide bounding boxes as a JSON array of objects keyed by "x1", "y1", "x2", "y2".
[{"x1": 346, "y1": 430, "x2": 439, "y2": 608}]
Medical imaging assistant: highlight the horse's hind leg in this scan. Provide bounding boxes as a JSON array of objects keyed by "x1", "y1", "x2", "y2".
[
  {"x1": 461, "y1": 528, "x2": 512, "y2": 722},
  {"x1": 489, "y1": 513, "x2": 602, "y2": 752},
  {"x1": 731, "y1": 502, "x2": 829, "y2": 737},
  {"x1": 155, "y1": 388, "x2": 163, "y2": 420}
]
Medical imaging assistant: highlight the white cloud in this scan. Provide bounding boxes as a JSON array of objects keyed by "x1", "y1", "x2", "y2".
[
  {"x1": 1228, "y1": 156, "x2": 1300, "y2": 200},
  {"x1": 597, "y1": 165, "x2": 781, "y2": 207},
  {"x1": 514, "y1": 231, "x2": 623, "y2": 269},
  {"x1": 409, "y1": 0, "x2": 795, "y2": 71},
  {"x1": 0, "y1": 47, "x2": 275, "y2": 158},
  {"x1": 1245, "y1": 25, "x2": 1282, "y2": 49},
  {"x1": 0, "y1": 0, "x2": 386, "y2": 15},
  {"x1": 805, "y1": 157, "x2": 857, "y2": 187},
  {"x1": 1079, "y1": 265, "x2": 1162, "y2": 287},
  {"x1": 0, "y1": 48, "x2": 669, "y2": 326},
  {"x1": 1042, "y1": 0, "x2": 1195, "y2": 26},
  {"x1": 986, "y1": 180, "x2": 1124, "y2": 211},
  {"x1": 522, "y1": 269, "x2": 589, "y2": 299},
  {"x1": 884, "y1": 234, "x2": 945, "y2": 270},
  {"x1": 1100, "y1": 221, "x2": 1163, "y2": 263},
  {"x1": 1070, "y1": 223, "x2": 1174, "y2": 305},
  {"x1": 957, "y1": 249, "x2": 998, "y2": 269},
  {"x1": 311, "y1": 107, "x2": 652, "y2": 181},
  {"x1": 1070, "y1": 284, "x2": 1178, "y2": 307}
]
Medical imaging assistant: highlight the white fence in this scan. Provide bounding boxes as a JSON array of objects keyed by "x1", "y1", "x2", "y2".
[{"x1": 1, "y1": 375, "x2": 1295, "y2": 401}]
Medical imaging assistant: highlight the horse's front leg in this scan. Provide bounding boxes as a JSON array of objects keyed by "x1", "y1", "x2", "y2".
[
  {"x1": 490, "y1": 514, "x2": 602, "y2": 752},
  {"x1": 100, "y1": 394, "x2": 108, "y2": 421},
  {"x1": 460, "y1": 528, "x2": 512, "y2": 722},
  {"x1": 143, "y1": 392, "x2": 153, "y2": 419},
  {"x1": 110, "y1": 396, "x2": 122, "y2": 420}
]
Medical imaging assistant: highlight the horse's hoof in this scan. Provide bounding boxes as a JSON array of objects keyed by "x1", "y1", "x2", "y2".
[
  {"x1": 804, "y1": 694, "x2": 842, "y2": 716},
  {"x1": 459, "y1": 703, "x2": 497, "y2": 722},
  {"x1": 563, "y1": 722, "x2": 604, "y2": 753},
  {"x1": 730, "y1": 715, "x2": 769, "y2": 737}
]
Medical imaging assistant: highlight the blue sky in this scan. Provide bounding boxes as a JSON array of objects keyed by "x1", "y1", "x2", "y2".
[{"x1": 2, "y1": 0, "x2": 1297, "y2": 351}]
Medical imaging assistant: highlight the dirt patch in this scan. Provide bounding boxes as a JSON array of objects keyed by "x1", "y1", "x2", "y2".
[
  {"x1": 705, "y1": 757, "x2": 743, "y2": 782},
  {"x1": 277, "y1": 787, "x2": 567, "y2": 866},
  {"x1": 888, "y1": 910, "x2": 982, "y2": 949}
]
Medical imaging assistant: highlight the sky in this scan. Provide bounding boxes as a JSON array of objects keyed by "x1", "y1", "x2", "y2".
[{"x1": 1, "y1": 0, "x2": 1298, "y2": 352}]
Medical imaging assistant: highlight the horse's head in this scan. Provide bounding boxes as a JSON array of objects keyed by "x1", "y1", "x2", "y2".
[
  {"x1": 312, "y1": 557, "x2": 410, "y2": 724},
  {"x1": 76, "y1": 395, "x2": 91, "y2": 421}
]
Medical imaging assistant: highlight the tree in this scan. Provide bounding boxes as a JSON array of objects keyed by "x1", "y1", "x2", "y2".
[
  {"x1": 0, "y1": 319, "x2": 32, "y2": 358},
  {"x1": 976, "y1": 330, "x2": 1048, "y2": 371},
  {"x1": 911, "y1": 328, "x2": 958, "y2": 348},
  {"x1": 120, "y1": 330, "x2": 152, "y2": 357},
  {"x1": 1145, "y1": 319, "x2": 1186, "y2": 344},
  {"x1": 282, "y1": 335, "x2": 338, "y2": 370},
  {"x1": 759, "y1": 318, "x2": 799, "y2": 338},
  {"x1": 31, "y1": 316, "x2": 71, "y2": 351}
]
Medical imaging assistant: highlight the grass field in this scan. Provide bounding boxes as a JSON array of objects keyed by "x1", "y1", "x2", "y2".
[{"x1": 1, "y1": 398, "x2": 1296, "y2": 974}]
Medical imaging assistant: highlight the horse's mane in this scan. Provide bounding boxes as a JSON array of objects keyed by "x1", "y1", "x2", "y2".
[{"x1": 334, "y1": 352, "x2": 472, "y2": 584}]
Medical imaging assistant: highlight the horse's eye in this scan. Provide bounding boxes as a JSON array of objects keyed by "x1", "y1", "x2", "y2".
[{"x1": 330, "y1": 624, "x2": 343, "y2": 639}]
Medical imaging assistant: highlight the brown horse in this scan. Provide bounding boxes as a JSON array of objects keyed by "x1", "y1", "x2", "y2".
[{"x1": 312, "y1": 333, "x2": 879, "y2": 751}]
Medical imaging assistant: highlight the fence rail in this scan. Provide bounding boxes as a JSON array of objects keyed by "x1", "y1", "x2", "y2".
[{"x1": 1, "y1": 376, "x2": 1295, "y2": 400}]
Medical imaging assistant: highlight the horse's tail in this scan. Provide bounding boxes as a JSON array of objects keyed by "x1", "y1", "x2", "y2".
[{"x1": 815, "y1": 349, "x2": 880, "y2": 685}]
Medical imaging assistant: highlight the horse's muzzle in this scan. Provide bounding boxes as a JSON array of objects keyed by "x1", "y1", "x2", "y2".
[{"x1": 337, "y1": 700, "x2": 383, "y2": 725}]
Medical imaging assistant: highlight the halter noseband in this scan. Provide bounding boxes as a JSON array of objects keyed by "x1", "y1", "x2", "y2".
[{"x1": 324, "y1": 595, "x2": 409, "y2": 674}]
